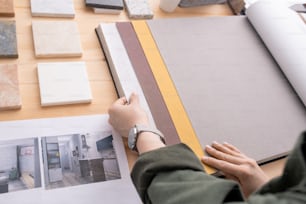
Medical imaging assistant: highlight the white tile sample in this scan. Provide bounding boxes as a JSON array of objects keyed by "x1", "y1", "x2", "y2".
[
  {"x1": 124, "y1": 0, "x2": 153, "y2": 19},
  {"x1": 32, "y1": 21, "x2": 82, "y2": 58},
  {"x1": 37, "y1": 62, "x2": 92, "y2": 106},
  {"x1": 31, "y1": 0, "x2": 75, "y2": 18}
]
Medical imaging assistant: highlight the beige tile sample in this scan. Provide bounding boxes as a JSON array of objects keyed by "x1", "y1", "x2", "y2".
[
  {"x1": 0, "y1": 64, "x2": 22, "y2": 110},
  {"x1": 37, "y1": 62, "x2": 92, "y2": 106},
  {"x1": 0, "y1": 0, "x2": 15, "y2": 17},
  {"x1": 32, "y1": 21, "x2": 82, "y2": 58},
  {"x1": 31, "y1": 0, "x2": 75, "y2": 18}
]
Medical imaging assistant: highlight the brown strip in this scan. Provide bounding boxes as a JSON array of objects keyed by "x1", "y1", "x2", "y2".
[{"x1": 116, "y1": 22, "x2": 180, "y2": 145}]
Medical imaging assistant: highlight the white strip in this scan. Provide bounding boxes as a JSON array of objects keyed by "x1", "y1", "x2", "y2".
[{"x1": 96, "y1": 23, "x2": 156, "y2": 127}]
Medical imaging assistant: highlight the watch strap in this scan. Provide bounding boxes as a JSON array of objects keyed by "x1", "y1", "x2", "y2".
[{"x1": 130, "y1": 124, "x2": 165, "y2": 152}]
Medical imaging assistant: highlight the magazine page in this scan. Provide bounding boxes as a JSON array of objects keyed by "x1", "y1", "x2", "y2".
[
  {"x1": 0, "y1": 115, "x2": 141, "y2": 204},
  {"x1": 246, "y1": 1, "x2": 306, "y2": 107}
]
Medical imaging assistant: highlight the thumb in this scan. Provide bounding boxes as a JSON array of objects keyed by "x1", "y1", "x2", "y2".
[{"x1": 129, "y1": 93, "x2": 140, "y2": 106}]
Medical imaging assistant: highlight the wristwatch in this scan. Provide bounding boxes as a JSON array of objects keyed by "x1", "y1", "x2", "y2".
[{"x1": 128, "y1": 124, "x2": 165, "y2": 152}]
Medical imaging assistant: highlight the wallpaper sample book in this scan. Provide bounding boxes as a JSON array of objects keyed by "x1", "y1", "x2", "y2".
[
  {"x1": 0, "y1": 21, "x2": 18, "y2": 58},
  {"x1": 30, "y1": 0, "x2": 75, "y2": 18},
  {"x1": 37, "y1": 62, "x2": 92, "y2": 106},
  {"x1": 0, "y1": 0, "x2": 15, "y2": 17},
  {"x1": 0, "y1": 115, "x2": 141, "y2": 203},
  {"x1": 96, "y1": 1, "x2": 306, "y2": 172},
  {"x1": 0, "y1": 64, "x2": 22, "y2": 110},
  {"x1": 32, "y1": 21, "x2": 82, "y2": 58}
]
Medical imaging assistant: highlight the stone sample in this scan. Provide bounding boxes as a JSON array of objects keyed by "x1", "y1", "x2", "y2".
[
  {"x1": 0, "y1": 64, "x2": 22, "y2": 110},
  {"x1": 0, "y1": 21, "x2": 18, "y2": 58},
  {"x1": 124, "y1": 0, "x2": 153, "y2": 19},
  {"x1": 32, "y1": 21, "x2": 82, "y2": 58},
  {"x1": 0, "y1": 0, "x2": 15, "y2": 17},
  {"x1": 37, "y1": 62, "x2": 92, "y2": 106},
  {"x1": 30, "y1": 0, "x2": 75, "y2": 18}
]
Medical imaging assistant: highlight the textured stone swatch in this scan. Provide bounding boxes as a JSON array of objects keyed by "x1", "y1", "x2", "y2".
[{"x1": 0, "y1": 64, "x2": 22, "y2": 110}]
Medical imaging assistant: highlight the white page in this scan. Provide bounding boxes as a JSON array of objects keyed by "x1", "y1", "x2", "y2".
[
  {"x1": 246, "y1": 1, "x2": 306, "y2": 107},
  {"x1": 0, "y1": 115, "x2": 141, "y2": 204}
]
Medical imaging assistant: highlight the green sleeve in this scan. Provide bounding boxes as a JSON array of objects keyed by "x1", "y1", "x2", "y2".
[
  {"x1": 131, "y1": 143, "x2": 244, "y2": 204},
  {"x1": 131, "y1": 132, "x2": 306, "y2": 204}
]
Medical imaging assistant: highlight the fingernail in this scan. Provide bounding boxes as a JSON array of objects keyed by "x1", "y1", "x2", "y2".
[
  {"x1": 205, "y1": 145, "x2": 212, "y2": 149},
  {"x1": 212, "y1": 141, "x2": 219, "y2": 145},
  {"x1": 202, "y1": 156, "x2": 209, "y2": 161}
]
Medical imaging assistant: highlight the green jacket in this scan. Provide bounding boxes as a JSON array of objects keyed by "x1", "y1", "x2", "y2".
[{"x1": 131, "y1": 132, "x2": 306, "y2": 204}]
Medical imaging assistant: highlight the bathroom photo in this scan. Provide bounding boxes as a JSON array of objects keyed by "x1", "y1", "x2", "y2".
[{"x1": 0, "y1": 137, "x2": 41, "y2": 194}]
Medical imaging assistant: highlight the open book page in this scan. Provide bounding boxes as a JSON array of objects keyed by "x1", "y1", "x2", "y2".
[
  {"x1": 0, "y1": 115, "x2": 140, "y2": 203},
  {"x1": 246, "y1": 1, "x2": 306, "y2": 107}
]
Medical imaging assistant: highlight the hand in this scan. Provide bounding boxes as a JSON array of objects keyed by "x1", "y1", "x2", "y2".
[
  {"x1": 108, "y1": 93, "x2": 149, "y2": 138},
  {"x1": 201, "y1": 142, "x2": 269, "y2": 198}
]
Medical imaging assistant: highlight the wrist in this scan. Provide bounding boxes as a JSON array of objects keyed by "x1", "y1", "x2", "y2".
[
  {"x1": 137, "y1": 132, "x2": 166, "y2": 154},
  {"x1": 128, "y1": 124, "x2": 165, "y2": 153}
]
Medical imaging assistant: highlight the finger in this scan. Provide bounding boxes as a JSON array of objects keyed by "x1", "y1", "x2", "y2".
[
  {"x1": 129, "y1": 92, "x2": 140, "y2": 106},
  {"x1": 113, "y1": 96, "x2": 128, "y2": 106},
  {"x1": 205, "y1": 145, "x2": 244, "y2": 165},
  {"x1": 223, "y1": 142, "x2": 243, "y2": 154},
  {"x1": 202, "y1": 156, "x2": 242, "y2": 176},
  {"x1": 211, "y1": 142, "x2": 244, "y2": 158}
]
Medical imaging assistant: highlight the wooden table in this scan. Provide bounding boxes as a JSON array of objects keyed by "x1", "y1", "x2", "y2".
[{"x1": 0, "y1": 0, "x2": 285, "y2": 179}]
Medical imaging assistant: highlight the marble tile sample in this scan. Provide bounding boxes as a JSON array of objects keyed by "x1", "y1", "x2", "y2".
[
  {"x1": 0, "y1": 0, "x2": 15, "y2": 17},
  {"x1": 32, "y1": 21, "x2": 82, "y2": 58},
  {"x1": 31, "y1": 0, "x2": 75, "y2": 18},
  {"x1": 124, "y1": 0, "x2": 153, "y2": 19},
  {"x1": 0, "y1": 64, "x2": 22, "y2": 110},
  {"x1": 0, "y1": 21, "x2": 18, "y2": 58},
  {"x1": 86, "y1": 0, "x2": 123, "y2": 10},
  {"x1": 37, "y1": 62, "x2": 92, "y2": 106}
]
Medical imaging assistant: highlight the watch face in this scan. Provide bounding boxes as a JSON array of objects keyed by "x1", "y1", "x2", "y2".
[{"x1": 128, "y1": 126, "x2": 137, "y2": 150}]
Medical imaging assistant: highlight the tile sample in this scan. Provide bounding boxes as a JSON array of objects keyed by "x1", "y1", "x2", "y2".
[
  {"x1": 30, "y1": 0, "x2": 75, "y2": 18},
  {"x1": 0, "y1": 21, "x2": 18, "y2": 58},
  {"x1": 0, "y1": 64, "x2": 22, "y2": 110},
  {"x1": 93, "y1": 8, "x2": 122, "y2": 14},
  {"x1": 0, "y1": 0, "x2": 15, "y2": 17},
  {"x1": 124, "y1": 0, "x2": 153, "y2": 19},
  {"x1": 32, "y1": 21, "x2": 82, "y2": 58},
  {"x1": 37, "y1": 62, "x2": 92, "y2": 106},
  {"x1": 86, "y1": 0, "x2": 123, "y2": 10}
]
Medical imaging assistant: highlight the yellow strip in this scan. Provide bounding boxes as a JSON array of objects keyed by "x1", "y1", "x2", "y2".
[{"x1": 132, "y1": 21, "x2": 215, "y2": 174}]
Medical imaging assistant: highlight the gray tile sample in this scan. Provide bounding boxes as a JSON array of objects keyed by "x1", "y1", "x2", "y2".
[
  {"x1": 86, "y1": 0, "x2": 123, "y2": 10},
  {"x1": 147, "y1": 16, "x2": 306, "y2": 163},
  {"x1": 31, "y1": 0, "x2": 75, "y2": 18},
  {"x1": 0, "y1": 21, "x2": 18, "y2": 58}
]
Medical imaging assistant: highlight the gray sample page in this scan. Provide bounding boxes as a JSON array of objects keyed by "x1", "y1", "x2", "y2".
[
  {"x1": 147, "y1": 15, "x2": 306, "y2": 163},
  {"x1": 246, "y1": 1, "x2": 306, "y2": 107}
]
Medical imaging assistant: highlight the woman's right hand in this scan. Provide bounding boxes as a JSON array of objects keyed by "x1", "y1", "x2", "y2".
[{"x1": 108, "y1": 93, "x2": 149, "y2": 138}]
